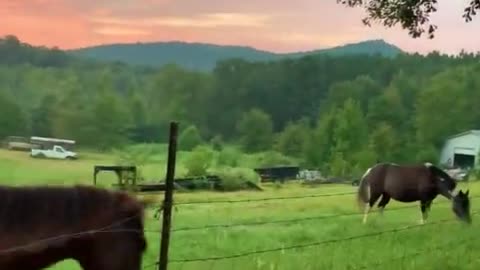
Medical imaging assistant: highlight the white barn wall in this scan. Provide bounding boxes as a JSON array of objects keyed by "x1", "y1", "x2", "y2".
[{"x1": 439, "y1": 131, "x2": 480, "y2": 167}]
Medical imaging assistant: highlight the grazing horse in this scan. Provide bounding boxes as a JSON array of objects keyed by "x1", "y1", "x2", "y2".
[
  {"x1": 358, "y1": 162, "x2": 471, "y2": 225},
  {"x1": 0, "y1": 185, "x2": 152, "y2": 270}
]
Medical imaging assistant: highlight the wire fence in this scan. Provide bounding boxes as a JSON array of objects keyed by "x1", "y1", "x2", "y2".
[
  {"x1": 147, "y1": 188, "x2": 480, "y2": 269},
  {"x1": 167, "y1": 193, "x2": 480, "y2": 233},
  {"x1": 0, "y1": 188, "x2": 476, "y2": 270},
  {"x1": 173, "y1": 191, "x2": 357, "y2": 205}
]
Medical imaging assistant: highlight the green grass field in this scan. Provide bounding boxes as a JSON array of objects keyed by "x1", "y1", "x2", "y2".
[{"x1": 1, "y1": 149, "x2": 479, "y2": 270}]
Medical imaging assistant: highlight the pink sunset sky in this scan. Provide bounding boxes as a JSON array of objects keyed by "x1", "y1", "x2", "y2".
[{"x1": 2, "y1": 0, "x2": 479, "y2": 54}]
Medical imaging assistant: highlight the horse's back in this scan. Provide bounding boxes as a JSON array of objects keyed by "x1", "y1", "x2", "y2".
[
  {"x1": 378, "y1": 163, "x2": 436, "y2": 201},
  {"x1": 0, "y1": 184, "x2": 147, "y2": 269}
]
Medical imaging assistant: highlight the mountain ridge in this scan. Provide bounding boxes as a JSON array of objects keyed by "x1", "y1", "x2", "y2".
[{"x1": 69, "y1": 39, "x2": 404, "y2": 71}]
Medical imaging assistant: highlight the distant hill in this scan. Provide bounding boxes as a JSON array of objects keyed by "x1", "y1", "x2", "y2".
[{"x1": 69, "y1": 39, "x2": 404, "y2": 71}]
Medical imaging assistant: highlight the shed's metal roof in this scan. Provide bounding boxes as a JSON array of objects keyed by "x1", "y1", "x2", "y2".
[{"x1": 446, "y1": 130, "x2": 480, "y2": 140}]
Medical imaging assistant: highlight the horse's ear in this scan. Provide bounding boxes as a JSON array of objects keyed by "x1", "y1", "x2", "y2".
[{"x1": 466, "y1": 189, "x2": 470, "y2": 196}]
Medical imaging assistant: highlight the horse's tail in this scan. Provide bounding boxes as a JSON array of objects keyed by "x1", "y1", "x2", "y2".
[{"x1": 357, "y1": 167, "x2": 372, "y2": 212}]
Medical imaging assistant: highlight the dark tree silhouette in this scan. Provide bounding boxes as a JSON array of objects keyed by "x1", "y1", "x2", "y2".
[{"x1": 337, "y1": 0, "x2": 480, "y2": 38}]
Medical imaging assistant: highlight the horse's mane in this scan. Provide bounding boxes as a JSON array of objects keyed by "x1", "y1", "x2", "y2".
[
  {"x1": 0, "y1": 185, "x2": 143, "y2": 233},
  {"x1": 425, "y1": 163, "x2": 457, "y2": 190}
]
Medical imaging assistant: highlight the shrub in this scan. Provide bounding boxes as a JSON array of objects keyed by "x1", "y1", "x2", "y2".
[
  {"x1": 178, "y1": 125, "x2": 204, "y2": 151},
  {"x1": 183, "y1": 145, "x2": 214, "y2": 176},
  {"x1": 217, "y1": 147, "x2": 242, "y2": 167},
  {"x1": 257, "y1": 151, "x2": 295, "y2": 167},
  {"x1": 215, "y1": 167, "x2": 260, "y2": 191},
  {"x1": 210, "y1": 135, "x2": 224, "y2": 151}
]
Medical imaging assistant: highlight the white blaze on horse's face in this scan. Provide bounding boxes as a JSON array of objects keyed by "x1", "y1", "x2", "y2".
[
  {"x1": 424, "y1": 162, "x2": 433, "y2": 168},
  {"x1": 449, "y1": 189, "x2": 459, "y2": 197}
]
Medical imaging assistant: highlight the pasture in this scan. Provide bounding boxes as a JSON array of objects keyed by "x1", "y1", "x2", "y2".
[{"x1": 0, "y1": 149, "x2": 479, "y2": 270}]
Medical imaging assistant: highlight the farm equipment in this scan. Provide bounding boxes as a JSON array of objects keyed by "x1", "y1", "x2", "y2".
[
  {"x1": 93, "y1": 165, "x2": 263, "y2": 192},
  {"x1": 94, "y1": 165, "x2": 167, "y2": 192},
  {"x1": 253, "y1": 166, "x2": 300, "y2": 183},
  {"x1": 94, "y1": 165, "x2": 139, "y2": 189}
]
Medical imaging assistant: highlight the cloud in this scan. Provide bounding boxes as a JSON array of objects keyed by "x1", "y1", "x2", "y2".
[
  {"x1": 90, "y1": 12, "x2": 274, "y2": 29},
  {"x1": 3, "y1": 0, "x2": 480, "y2": 53},
  {"x1": 93, "y1": 27, "x2": 151, "y2": 36}
]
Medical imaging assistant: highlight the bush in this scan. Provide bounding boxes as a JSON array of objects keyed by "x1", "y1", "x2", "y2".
[
  {"x1": 215, "y1": 167, "x2": 260, "y2": 191},
  {"x1": 257, "y1": 151, "x2": 295, "y2": 167},
  {"x1": 217, "y1": 147, "x2": 242, "y2": 167},
  {"x1": 183, "y1": 145, "x2": 214, "y2": 176},
  {"x1": 179, "y1": 125, "x2": 204, "y2": 151},
  {"x1": 210, "y1": 135, "x2": 224, "y2": 151}
]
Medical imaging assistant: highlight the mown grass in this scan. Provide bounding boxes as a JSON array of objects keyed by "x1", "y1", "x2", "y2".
[{"x1": 0, "y1": 149, "x2": 479, "y2": 270}]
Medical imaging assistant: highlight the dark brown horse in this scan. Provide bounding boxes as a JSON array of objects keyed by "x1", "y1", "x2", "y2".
[
  {"x1": 0, "y1": 185, "x2": 152, "y2": 270},
  {"x1": 358, "y1": 162, "x2": 471, "y2": 224}
]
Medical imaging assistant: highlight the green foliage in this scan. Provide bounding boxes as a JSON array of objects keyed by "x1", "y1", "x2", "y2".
[
  {"x1": 210, "y1": 135, "x2": 224, "y2": 151},
  {"x1": 31, "y1": 94, "x2": 57, "y2": 137},
  {"x1": 112, "y1": 144, "x2": 155, "y2": 181},
  {"x1": 214, "y1": 167, "x2": 260, "y2": 191},
  {"x1": 90, "y1": 91, "x2": 132, "y2": 150},
  {"x1": 178, "y1": 125, "x2": 204, "y2": 151},
  {"x1": 113, "y1": 144, "x2": 155, "y2": 166},
  {"x1": 415, "y1": 66, "x2": 480, "y2": 149},
  {"x1": 274, "y1": 118, "x2": 311, "y2": 158},
  {"x1": 4, "y1": 35, "x2": 480, "y2": 172},
  {"x1": 217, "y1": 146, "x2": 242, "y2": 167},
  {"x1": 0, "y1": 93, "x2": 27, "y2": 138},
  {"x1": 236, "y1": 108, "x2": 274, "y2": 152},
  {"x1": 329, "y1": 152, "x2": 349, "y2": 177},
  {"x1": 257, "y1": 151, "x2": 296, "y2": 167},
  {"x1": 183, "y1": 145, "x2": 215, "y2": 176},
  {"x1": 369, "y1": 122, "x2": 399, "y2": 162}
]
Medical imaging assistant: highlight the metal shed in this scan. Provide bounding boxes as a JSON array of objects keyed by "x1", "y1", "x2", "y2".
[{"x1": 439, "y1": 130, "x2": 480, "y2": 169}]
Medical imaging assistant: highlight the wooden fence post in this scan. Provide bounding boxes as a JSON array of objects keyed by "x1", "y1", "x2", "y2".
[{"x1": 158, "y1": 121, "x2": 179, "y2": 270}]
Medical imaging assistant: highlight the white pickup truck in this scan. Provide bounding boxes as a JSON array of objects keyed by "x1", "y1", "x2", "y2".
[{"x1": 31, "y1": 145, "x2": 78, "y2": 160}]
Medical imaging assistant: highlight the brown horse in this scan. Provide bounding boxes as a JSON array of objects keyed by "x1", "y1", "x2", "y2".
[
  {"x1": 358, "y1": 162, "x2": 471, "y2": 224},
  {"x1": 0, "y1": 185, "x2": 152, "y2": 270}
]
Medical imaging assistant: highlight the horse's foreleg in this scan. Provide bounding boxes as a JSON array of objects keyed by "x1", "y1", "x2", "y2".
[
  {"x1": 362, "y1": 204, "x2": 370, "y2": 224},
  {"x1": 377, "y1": 194, "x2": 391, "y2": 216},
  {"x1": 363, "y1": 192, "x2": 381, "y2": 224},
  {"x1": 419, "y1": 201, "x2": 431, "y2": 224}
]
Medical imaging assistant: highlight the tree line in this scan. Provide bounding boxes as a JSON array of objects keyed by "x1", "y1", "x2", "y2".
[{"x1": 2, "y1": 35, "x2": 480, "y2": 177}]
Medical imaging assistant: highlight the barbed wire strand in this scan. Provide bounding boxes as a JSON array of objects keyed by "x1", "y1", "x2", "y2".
[
  {"x1": 173, "y1": 183, "x2": 476, "y2": 206},
  {"x1": 143, "y1": 218, "x2": 478, "y2": 269},
  {"x1": 0, "y1": 212, "x2": 144, "y2": 254},
  {"x1": 166, "y1": 195, "x2": 480, "y2": 233},
  {"x1": 170, "y1": 212, "x2": 477, "y2": 263},
  {"x1": 174, "y1": 191, "x2": 357, "y2": 206},
  {"x1": 142, "y1": 261, "x2": 159, "y2": 269}
]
